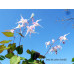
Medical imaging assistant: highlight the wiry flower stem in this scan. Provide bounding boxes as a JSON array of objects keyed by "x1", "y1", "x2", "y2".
[
  {"x1": 13, "y1": 36, "x2": 15, "y2": 43},
  {"x1": 44, "y1": 39, "x2": 59, "y2": 56}
]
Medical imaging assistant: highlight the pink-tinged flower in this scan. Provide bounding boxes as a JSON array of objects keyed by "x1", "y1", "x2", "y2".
[
  {"x1": 25, "y1": 25, "x2": 36, "y2": 36},
  {"x1": 5, "y1": 29, "x2": 15, "y2": 33},
  {"x1": 15, "y1": 24, "x2": 24, "y2": 29},
  {"x1": 52, "y1": 39, "x2": 55, "y2": 43},
  {"x1": 15, "y1": 24, "x2": 24, "y2": 32},
  {"x1": 56, "y1": 45, "x2": 62, "y2": 49},
  {"x1": 49, "y1": 47, "x2": 57, "y2": 54},
  {"x1": 32, "y1": 19, "x2": 42, "y2": 28},
  {"x1": 49, "y1": 45, "x2": 62, "y2": 54},
  {"x1": 59, "y1": 33, "x2": 70, "y2": 42},
  {"x1": 17, "y1": 16, "x2": 28, "y2": 25},
  {"x1": 45, "y1": 41, "x2": 50, "y2": 48}
]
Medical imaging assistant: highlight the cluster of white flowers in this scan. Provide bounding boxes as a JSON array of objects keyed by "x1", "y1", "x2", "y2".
[
  {"x1": 5, "y1": 13, "x2": 70, "y2": 55},
  {"x1": 5, "y1": 13, "x2": 42, "y2": 36},
  {"x1": 45, "y1": 33, "x2": 70, "y2": 54}
]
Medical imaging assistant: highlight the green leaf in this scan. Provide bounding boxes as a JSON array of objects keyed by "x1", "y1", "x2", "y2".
[
  {"x1": 22, "y1": 60, "x2": 28, "y2": 64},
  {"x1": 0, "y1": 55, "x2": 5, "y2": 60},
  {"x1": 31, "y1": 50, "x2": 40, "y2": 60},
  {"x1": 16, "y1": 45, "x2": 23, "y2": 54},
  {"x1": 2, "y1": 32, "x2": 14, "y2": 37},
  {"x1": 20, "y1": 57, "x2": 26, "y2": 60},
  {"x1": 10, "y1": 55, "x2": 20, "y2": 64},
  {"x1": 5, "y1": 53, "x2": 14, "y2": 59},
  {"x1": 72, "y1": 58, "x2": 74, "y2": 62},
  {"x1": 26, "y1": 49, "x2": 31, "y2": 54},
  {"x1": 0, "y1": 40, "x2": 12, "y2": 44},
  {"x1": 0, "y1": 45, "x2": 10, "y2": 53},
  {"x1": 30, "y1": 50, "x2": 45, "y2": 60},
  {"x1": 8, "y1": 43, "x2": 16, "y2": 51},
  {"x1": 39, "y1": 55, "x2": 45, "y2": 59}
]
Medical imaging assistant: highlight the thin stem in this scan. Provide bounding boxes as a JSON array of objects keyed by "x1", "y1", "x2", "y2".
[
  {"x1": 17, "y1": 28, "x2": 25, "y2": 57},
  {"x1": 62, "y1": 18, "x2": 74, "y2": 21},
  {"x1": 44, "y1": 39, "x2": 59, "y2": 56},
  {"x1": 13, "y1": 36, "x2": 15, "y2": 43},
  {"x1": 19, "y1": 36, "x2": 22, "y2": 46}
]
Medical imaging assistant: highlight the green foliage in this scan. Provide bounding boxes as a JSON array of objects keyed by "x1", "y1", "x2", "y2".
[
  {"x1": 26, "y1": 49, "x2": 45, "y2": 60},
  {"x1": 39, "y1": 55, "x2": 45, "y2": 59},
  {"x1": 16, "y1": 45, "x2": 23, "y2": 54},
  {"x1": 8, "y1": 43, "x2": 16, "y2": 51},
  {"x1": 0, "y1": 40, "x2": 12, "y2": 44},
  {"x1": 22, "y1": 59, "x2": 45, "y2": 64},
  {"x1": 0, "y1": 13, "x2": 46, "y2": 64},
  {"x1": 21, "y1": 49, "x2": 45, "y2": 64},
  {"x1": 22, "y1": 60, "x2": 28, "y2": 64},
  {"x1": 72, "y1": 58, "x2": 74, "y2": 62},
  {"x1": 0, "y1": 45, "x2": 10, "y2": 53},
  {"x1": 20, "y1": 57, "x2": 26, "y2": 60},
  {"x1": 26, "y1": 49, "x2": 31, "y2": 54},
  {"x1": 10, "y1": 55, "x2": 20, "y2": 64},
  {"x1": 5, "y1": 53, "x2": 14, "y2": 59},
  {"x1": 2, "y1": 32, "x2": 14, "y2": 37},
  {"x1": 0, "y1": 55, "x2": 5, "y2": 60}
]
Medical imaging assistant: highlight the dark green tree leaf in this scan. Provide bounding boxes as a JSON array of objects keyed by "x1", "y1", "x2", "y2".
[
  {"x1": 5, "y1": 53, "x2": 14, "y2": 59},
  {"x1": 26, "y1": 49, "x2": 31, "y2": 54},
  {"x1": 39, "y1": 55, "x2": 45, "y2": 59},
  {"x1": 0, "y1": 55, "x2": 5, "y2": 60},
  {"x1": 72, "y1": 58, "x2": 74, "y2": 62},
  {"x1": 8, "y1": 43, "x2": 16, "y2": 51},
  {"x1": 20, "y1": 57, "x2": 26, "y2": 60},
  {"x1": 16, "y1": 45, "x2": 23, "y2": 54}
]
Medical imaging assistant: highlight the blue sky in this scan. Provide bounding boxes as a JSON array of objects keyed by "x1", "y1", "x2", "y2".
[{"x1": 0, "y1": 9, "x2": 74, "y2": 64}]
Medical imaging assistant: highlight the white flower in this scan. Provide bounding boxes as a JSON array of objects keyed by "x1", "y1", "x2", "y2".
[
  {"x1": 15, "y1": 24, "x2": 23, "y2": 29},
  {"x1": 45, "y1": 41, "x2": 50, "y2": 48},
  {"x1": 49, "y1": 45, "x2": 62, "y2": 54},
  {"x1": 49, "y1": 47, "x2": 57, "y2": 54},
  {"x1": 17, "y1": 16, "x2": 28, "y2": 25},
  {"x1": 30, "y1": 13, "x2": 34, "y2": 18},
  {"x1": 59, "y1": 33, "x2": 70, "y2": 42},
  {"x1": 56, "y1": 45, "x2": 62, "y2": 49},
  {"x1": 33, "y1": 19, "x2": 42, "y2": 28},
  {"x1": 5, "y1": 29, "x2": 15, "y2": 33},
  {"x1": 25, "y1": 25, "x2": 36, "y2": 36},
  {"x1": 52, "y1": 39, "x2": 55, "y2": 43}
]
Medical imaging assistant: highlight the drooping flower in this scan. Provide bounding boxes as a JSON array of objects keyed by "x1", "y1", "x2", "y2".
[
  {"x1": 14, "y1": 24, "x2": 24, "y2": 32},
  {"x1": 17, "y1": 16, "x2": 28, "y2": 26},
  {"x1": 52, "y1": 39, "x2": 55, "y2": 43},
  {"x1": 32, "y1": 19, "x2": 42, "y2": 28},
  {"x1": 59, "y1": 33, "x2": 70, "y2": 42},
  {"x1": 49, "y1": 45, "x2": 62, "y2": 54},
  {"x1": 5, "y1": 29, "x2": 15, "y2": 33},
  {"x1": 25, "y1": 25, "x2": 36, "y2": 36},
  {"x1": 56, "y1": 45, "x2": 62, "y2": 49},
  {"x1": 45, "y1": 41, "x2": 50, "y2": 48},
  {"x1": 49, "y1": 47, "x2": 57, "y2": 54}
]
